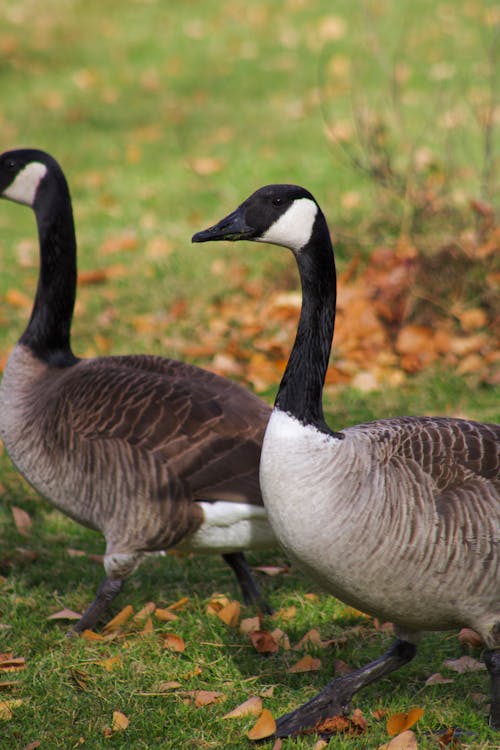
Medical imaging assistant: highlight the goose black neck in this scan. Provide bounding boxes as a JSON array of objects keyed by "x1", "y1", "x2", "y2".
[
  {"x1": 19, "y1": 169, "x2": 78, "y2": 366},
  {"x1": 275, "y1": 211, "x2": 340, "y2": 436}
]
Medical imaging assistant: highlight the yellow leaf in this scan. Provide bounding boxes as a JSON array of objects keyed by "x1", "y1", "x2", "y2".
[
  {"x1": 387, "y1": 708, "x2": 424, "y2": 736},
  {"x1": 222, "y1": 696, "x2": 262, "y2": 719},
  {"x1": 112, "y1": 710, "x2": 129, "y2": 731},
  {"x1": 0, "y1": 698, "x2": 22, "y2": 720},
  {"x1": 247, "y1": 708, "x2": 276, "y2": 740},
  {"x1": 103, "y1": 605, "x2": 134, "y2": 633},
  {"x1": 287, "y1": 655, "x2": 322, "y2": 673},
  {"x1": 167, "y1": 596, "x2": 190, "y2": 611},
  {"x1": 97, "y1": 655, "x2": 121, "y2": 672}
]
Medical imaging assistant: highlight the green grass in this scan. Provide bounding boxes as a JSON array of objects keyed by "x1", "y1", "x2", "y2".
[{"x1": 0, "y1": 0, "x2": 499, "y2": 747}]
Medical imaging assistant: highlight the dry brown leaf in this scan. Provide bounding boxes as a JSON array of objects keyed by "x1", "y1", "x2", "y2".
[
  {"x1": 158, "y1": 681, "x2": 182, "y2": 691},
  {"x1": 112, "y1": 710, "x2": 129, "y2": 731},
  {"x1": 97, "y1": 655, "x2": 121, "y2": 672},
  {"x1": 379, "y1": 729, "x2": 418, "y2": 750},
  {"x1": 387, "y1": 707, "x2": 424, "y2": 736},
  {"x1": 222, "y1": 695, "x2": 262, "y2": 719},
  {"x1": 78, "y1": 269, "x2": 108, "y2": 285},
  {"x1": 0, "y1": 682, "x2": 18, "y2": 690},
  {"x1": 249, "y1": 629, "x2": 280, "y2": 655},
  {"x1": 155, "y1": 608, "x2": 178, "y2": 622},
  {"x1": 271, "y1": 740, "x2": 283, "y2": 750},
  {"x1": 102, "y1": 605, "x2": 134, "y2": 633},
  {"x1": 271, "y1": 628, "x2": 290, "y2": 651},
  {"x1": 240, "y1": 616, "x2": 261, "y2": 635},
  {"x1": 161, "y1": 633, "x2": 186, "y2": 653},
  {"x1": 81, "y1": 629, "x2": 107, "y2": 642},
  {"x1": 424, "y1": 672, "x2": 454, "y2": 686},
  {"x1": 312, "y1": 741, "x2": 329, "y2": 750},
  {"x1": 70, "y1": 669, "x2": 89, "y2": 690},
  {"x1": 191, "y1": 156, "x2": 225, "y2": 176},
  {"x1": 141, "y1": 616, "x2": 154, "y2": 635},
  {"x1": 247, "y1": 708, "x2": 276, "y2": 740},
  {"x1": 183, "y1": 690, "x2": 225, "y2": 707},
  {"x1": 100, "y1": 232, "x2": 138, "y2": 255},
  {"x1": 0, "y1": 698, "x2": 23, "y2": 720},
  {"x1": 166, "y1": 596, "x2": 190, "y2": 611},
  {"x1": 11, "y1": 506, "x2": 32, "y2": 537},
  {"x1": 293, "y1": 628, "x2": 322, "y2": 650},
  {"x1": 260, "y1": 686, "x2": 275, "y2": 698},
  {"x1": 457, "y1": 628, "x2": 484, "y2": 648},
  {"x1": 0, "y1": 657, "x2": 26, "y2": 672},
  {"x1": 47, "y1": 608, "x2": 82, "y2": 621},
  {"x1": 22, "y1": 741, "x2": 41, "y2": 750},
  {"x1": 217, "y1": 600, "x2": 241, "y2": 627},
  {"x1": 276, "y1": 605, "x2": 297, "y2": 621},
  {"x1": 443, "y1": 655, "x2": 485, "y2": 673},
  {"x1": 333, "y1": 658, "x2": 353, "y2": 675},
  {"x1": 287, "y1": 654, "x2": 322, "y2": 673},
  {"x1": 132, "y1": 602, "x2": 155, "y2": 625}
]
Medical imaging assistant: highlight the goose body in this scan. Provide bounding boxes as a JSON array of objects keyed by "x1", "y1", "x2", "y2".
[
  {"x1": 0, "y1": 149, "x2": 276, "y2": 632},
  {"x1": 193, "y1": 184, "x2": 500, "y2": 734}
]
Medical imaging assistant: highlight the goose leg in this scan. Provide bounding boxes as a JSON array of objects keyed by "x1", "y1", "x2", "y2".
[
  {"x1": 71, "y1": 577, "x2": 124, "y2": 635},
  {"x1": 484, "y1": 649, "x2": 500, "y2": 730},
  {"x1": 274, "y1": 638, "x2": 417, "y2": 738},
  {"x1": 222, "y1": 552, "x2": 273, "y2": 614}
]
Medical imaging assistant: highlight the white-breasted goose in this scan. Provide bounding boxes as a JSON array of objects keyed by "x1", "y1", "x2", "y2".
[
  {"x1": 0, "y1": 149, "x2": 276, "y2": 633},
  {"x1": 193, "y1": 184, "x2": 500, "y2": 735}
]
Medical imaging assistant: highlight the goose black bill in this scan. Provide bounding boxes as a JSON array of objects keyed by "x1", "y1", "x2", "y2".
[{"x1": 192, "y1": 207, "x2": 254, "y2": 243}]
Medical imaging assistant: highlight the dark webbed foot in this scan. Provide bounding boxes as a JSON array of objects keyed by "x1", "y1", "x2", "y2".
[
  {"x1": 222, "y1": 551, "x2": 273, "y2": 614},
  {"x1": 70, "y1": 576, "x2": 124, "y2": 635},
  {"x1": 275, "y1": 639, "x2": 417, "y2": 738},
  {"x1": 484, "y1": 649, "x2": 500, "y2": 730}
]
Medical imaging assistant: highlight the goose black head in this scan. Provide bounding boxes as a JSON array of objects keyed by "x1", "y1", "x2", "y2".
[
  {"x1": 0, "y1": 149, "x2": 61, "y2": 208},
  {"x1": 192, "y1": 184, "x2": 320, "y2": 253}
]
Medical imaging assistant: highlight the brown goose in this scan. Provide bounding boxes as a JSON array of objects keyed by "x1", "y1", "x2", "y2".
[
  {"x1": 193, "y1": 184, "x2": 500, "y2": 734},
  {"x1": 0, "y1": 149, "x2": 276, "y2": 633}
]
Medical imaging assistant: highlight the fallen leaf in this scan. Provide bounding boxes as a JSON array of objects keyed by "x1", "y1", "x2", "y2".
[
  {"x1": 191, "y1": 156, "x2": 225, "y2": 176},
  {"x1": 313, "y1": 741, "x2": 328, "y2": 750},
  {"x1": 78, "y1": 269, "x2": 109, "y2": 285},
  {"x1": 132, "y1": 602, "x2": 155, "y2": 625},
  {"x1": 287, "y1": 655, "x2": 322, "y2": 673},
  {"x1": 387, "y1": 707, "x2": 424, "y2": 736},
  {"x1": 260, "y1": 686, "x2": 275, "y2": 698},
  {"x1": 222, "y1": 695, "x2": 262, "y2": 719},
  {"x1": 379, "y1": 729, "x2": 418, "y2": 750},
  {"x1": 158, "y1": 681, "x2": 182, "y2": 691},
  {"x1": 0, "y1": 698, "x2": 23, "y2": 720},
  {"x1": 5, "y1": 289, "x2": 31, "y2": 308},
  {"x1": 276, "y1": 605, "x2": 297, "y2": 621},
  {"x1": 0, "y1": 657, "x2": 26, "y2": 672},
  {"x1": 155, "y1": 608, "x2": 178, "y2": 622},
  {"x1": 183, "y1": 690, "x2": 225, "y2": 707},
  {"x1": 293, "y1": 628, "x2": 323, "y2": 650},
  {"x1": 424, "y1": 672, "x2": 454, "y2": 686},
  {"x1": 81, "y1": 629, "x2": 107, "y2": 642},
  {"x1": 11, "y1": 506, "x2": 32, "y2": 537},
  {"x1": 240, "y1": 616, "x2": 261, "y2": 635},
  {"x1": 140, "y1": 616, "x2": 154, "y2": 635},
  {"x1": 166, "y1": 596, "x2": 190, "y2": 611},
  {"x1": 249, "y1": 629, "x2": 280, "y2": 655},
  {"x1": 271, "y1": 740, "x2": 283, "y2": 750},
  {"x1": 457, "y1": 628, "x2": 484, "y2": 648},
  {"x1": 97, "y1": 655, "x2": 121, "y2": 672},
  {"x1": 0, "y1": 682, "x2": 18, "y2": 690},
  {"x1": 161, "y1": 633, "x2": 186, "y2": 653},
  {"x1": 47, "y1": 608, "x2": 82, "y2": 621},
  {"x1": 100, "y1": 232, "x2": 138, "y2": 255},
  {"x1": 22, "y1": 742, "x2": 41, "y2": 750},
  {"x1": 70, "y1": 669, "x2": 89, "y2": 690},
  {"x1": 247, "y1": 708, "x2": 276, "y2": 740},
  {"x1": 103, "y1": 605, "x2": 134, "y2": 633},
  {"x1": 443, "y1": 655, "x2": 485, "y2": 673},
  {"x1": 311, "y1": 715, "x2": 350, "y2": 734},
  {"x1": 112, "y1": 710, "x2": 129, "y2": 731},
  {"x1": 217, "y1": 600, "x2": 241, "y2": 627},
  {"x1": 333, "y1": 658, "x2": 353, "y2": 675}
]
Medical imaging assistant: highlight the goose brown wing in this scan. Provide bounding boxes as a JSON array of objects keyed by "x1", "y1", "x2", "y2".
[{"x1": 50, "y1": 355, "x2": 269, "y2": 506}]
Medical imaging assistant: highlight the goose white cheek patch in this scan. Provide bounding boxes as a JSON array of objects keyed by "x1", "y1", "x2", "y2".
[
  {"x1": 258, "y1": 197, "x2": 318, "y2": 252},
  {"x1": 2, "y1": 162, "x2": 47, "y2": 207}
]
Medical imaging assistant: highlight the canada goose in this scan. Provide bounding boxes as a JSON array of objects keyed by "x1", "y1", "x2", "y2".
[
  {"x1": 193, "y1": 184, "x2": 500, "y2": 735},
  {"x1": 0, "y1": 149, "x2": 277, "y2": 633}
]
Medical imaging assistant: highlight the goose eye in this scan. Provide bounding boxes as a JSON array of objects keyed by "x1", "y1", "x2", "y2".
[
  {"x1": 272, "y1": 197, "x2": 283, "y2": 207},
  {"x1": 5, "y1": 159, "x2": 16, "y2": 171}
]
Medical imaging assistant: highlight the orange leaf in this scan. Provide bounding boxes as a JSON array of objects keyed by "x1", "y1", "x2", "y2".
[
  {"x1": 247, "y1": 708, "x2": 276, "y2": 740},
  {"x1": 217, "y1": 600, "x2": 241, "y2": 627},
  {"x1": 5, "y1": 289, "x2": 31, "y2": 308},
  {"x1": 78, "y1": 269, "x2": 108, "y2": 285},
  {"x1": 97, "y1": 655, "x2": 121, "y2": 672},
  {"x1": 141, "y1": 616, "x2": 154, "y2": 635},
  {"x1": 240, "y1": 616, "x2": 261, "y2": 635},
  {"x1": 183, "y1": 690, "x2": 225, "y2": 707},
  {"x1": 386, "y1": 707, "x2": 424, "y2": 736},
  {"x1": 132, "y1": 602, "x2": 155, "y2": 625},
  {"x1": 112, "y1": 710, "x2": 129, "y2": 731},
  {"x1": 11, "y1": 506, "x2": 32, "y2": 537},
  {"x1": 0, "y1": 657, "x2": 26, "y2": 672},
  {"x1": 222, "y1": 696, "x2": 262, "y2": 719},
  {"x1": 379, "y1": 729, "x2": 418, "y2": 750},
  {"x1": 161, "y1": 633, "x2": 185, "y2": 652},
  {"x1": 191, "y1": 156, "x2": 225, "y2": 176},
  {"x1": 287, "y1": 655, "x2": 322, "y2": 673},
  {"x1": 155, "y1": 608, "x2": 178, "y2": 622},
  {"x1": 102, "y1": 605, "x2": 134, "y2": 633},
  {"x1": 167, "y1": 596, "x2": 190, "y2": 611},
  {"x1": 81, "y1": 629, "x2": 107, "y2": 642}
]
